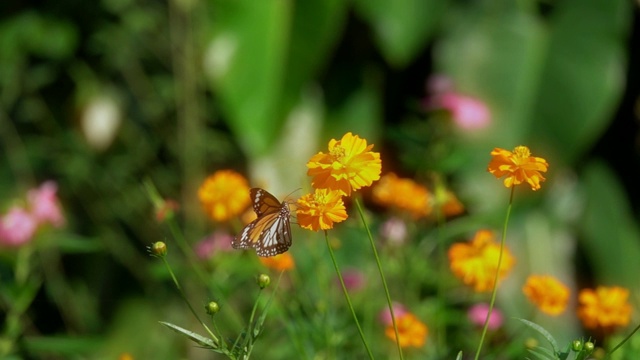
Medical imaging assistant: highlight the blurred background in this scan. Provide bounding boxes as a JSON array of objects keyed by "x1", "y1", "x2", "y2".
[{"x1": 1, "y1": 0, "x2": 640, "y2": 359}]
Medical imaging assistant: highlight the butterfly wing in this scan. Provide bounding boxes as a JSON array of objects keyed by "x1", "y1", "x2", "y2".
[{"x1": 233, "y1": 188, "x2": 292, "y2": 257}]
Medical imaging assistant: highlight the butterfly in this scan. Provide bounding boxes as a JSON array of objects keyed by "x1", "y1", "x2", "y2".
[{"x1": 233, "y1": 188, "x2": 292, "y2": 257}]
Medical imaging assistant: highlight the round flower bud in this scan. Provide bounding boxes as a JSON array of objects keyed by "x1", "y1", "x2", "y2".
[
  {"x1": 584, "y1": 341, "x2": 595, "y2": 353},
  {"x1": 205, "y1": 301, "x2": 220, "y2": 315},
  {"x1": 571, "y1": 340, "x2": 583, "y2": 352},
  {"x1": 151, "y1": 241, "x2": 167, "y2": 257},
  {"x1": 257, "y1": 274, "x2": 270, "y2": 289}
]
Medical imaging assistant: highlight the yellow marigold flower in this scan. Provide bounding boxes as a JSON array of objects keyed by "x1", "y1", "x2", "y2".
[
  {"x1": 198, "y1": 170, "x2": 250, "y2": 222},
  {"x1": 523, "y1": 275, "x2": 570, "y2": 316},
  {"x1": 448, "y1": 230, "x2": 515, "y2": 292},
  {"x1": 384, "y1": 312, "x2": 429, "y2": 348},
  {"x1": 306, "y1": 132, "x2": 382, "y2": 196},
  {"x1": 577, "y1": 286, "x2": 633, "y2": 331},
  {"x1": 372, "y1": 173, "x2": 432, "y2": 218},
  {"x1": 296, "y1": 188, "x2": 348, "y2": 231},
  {"x1": 259, "y1": 252, "x2": 295, "y2": 271},
  {"x1": 487, "y1": 146, "x2": 549, "y2": 191}
]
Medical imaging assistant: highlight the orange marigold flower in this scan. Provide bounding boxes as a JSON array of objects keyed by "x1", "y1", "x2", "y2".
[
  {"x1": 448, "y1": 230, "x2": 515, "y2": 292},
  {"x1": 487, "y1": 146, "x2": 549, "y2": 191},
  {"x1": 372, "y1": 173, "x2": 432, "y2": 218},
  {"x1": 306, "y1": 132, "x2": 382, "y2": 196},
  {"x1": 384, "y1": 312, "x2": 429, "y2": 348},
  {"x1": 577, "y1": 286, "x2": 633, "y2": 331},
  {"x1": 198, "y1": 170, "x2": 251, "y2": 222},
  {"x1": 296, "y1": 188, "x2": 348, "y2": 231},
  {"x1": 523, "y1": 275, "x2": 570, "y2": 316},
  {"x1": 259, "y1": 252, "x2": 295, "y2": 271}
]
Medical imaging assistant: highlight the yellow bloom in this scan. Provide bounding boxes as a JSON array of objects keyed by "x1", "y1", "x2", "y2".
[
  {"x1": 577, "y1": 286, "x2": 633, "y2": 331},
  {"x1": 296, "y1": 188, "x2": 348, "y2": 231},
  {"x1": 259, "y1": 252, "x2": 295, "y2": 271},
  {"x1": 307, "y1": 132, "x2": 382, "y2": 196},
  {"x1": 372, "y1": 173, "x2": 432, "y2": 218},
  {"x1": 487, "y1": 146, "x2": 549, "y2": 191},
  {"x1": 448, "y1": 230, "x2": 515, "y2": 292},
  {"x1": 198, "y1": 170, "x2": 250, "y2": 222},
  {"x1": 384, "y1": 312, "x2": 429, "y2": 348},
  {"x1": 523, "y1": 275, "x2": 570, "y2": 316}
]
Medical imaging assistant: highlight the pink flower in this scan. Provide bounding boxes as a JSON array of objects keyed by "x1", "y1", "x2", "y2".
[
  {"x1": 0, "y1": 207, "x2": 38, "y2": 246},
  {"x1": 467, "y1": 303, "x2": 503, "y2": 330},
  {"x1": 379, "y1": 217, "x2": 408, "y2": 246},
  {"x1": 379, "y1": 302, "x2": 408, "y2": 326},
  {"x1": 437, "y1": 93, "x2": 491, "y2": 130},
  {"x1": 28, "y1": 181, "x2": 64, "y2": 227},
  {"x1": 195, "y1": 231, "x2": 234, "y2": 259},
  {"x1": 336, "y1": 269, "x2": 366, "y2": 292}
]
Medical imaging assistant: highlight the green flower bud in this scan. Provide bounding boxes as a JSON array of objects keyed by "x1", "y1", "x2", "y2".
[
  {"x1": 257, "y1": 274, "x2": 270, "y2": 289},
  {"x1": 572, "y1": 340, "x2": 583, "y2": 352},
  {"x1": 205, "y1": 301, "x2": 220, "y2": 315},
  {"x1": 150, "y1": 241, "x2": 167, "y2": 257},
  {"x1": 584, "y1": 341, "x2": 595, "y2": 353}
]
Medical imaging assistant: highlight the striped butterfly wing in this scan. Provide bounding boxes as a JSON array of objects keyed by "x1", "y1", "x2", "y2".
[{"x1": 233, "y1": 188, "x2": 292, "y2": 257}]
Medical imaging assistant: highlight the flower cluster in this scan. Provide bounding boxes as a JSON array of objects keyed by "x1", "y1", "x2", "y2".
[
  {"x1": 522, "y1": 275, "x2": 570, "y2": 316},
  {"x1": 0, "y1": 181, "x2": 65, "y2": 247},
  {"x1": 297, "y1": 132, "x2": 382, "y2": 231},
  {"x1": 577, "y1": 286, "x2": 632, "y2": 331},
  {"x1": 198, "y1": 170, "x2": 251, "y2": 222},
  {"x1": 448, "y1": 230, "x2": 515, "y2": 292}
]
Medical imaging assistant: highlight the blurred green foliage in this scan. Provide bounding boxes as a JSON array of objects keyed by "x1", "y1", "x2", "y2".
[{"x1": 1, "y1": 0, "x2": 639, "y2": 358}]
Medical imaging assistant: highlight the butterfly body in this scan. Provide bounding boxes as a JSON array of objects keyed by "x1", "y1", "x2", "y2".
[{"x1": 233, "y1": 188, "x2": 292, "y2": 257}]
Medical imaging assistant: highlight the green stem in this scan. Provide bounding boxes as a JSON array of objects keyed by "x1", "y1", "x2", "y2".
[
  {"x1": 324, "y1": 230, "x2": 375, "y2": 359},
  {"x1": 474, "y1": 186, "x2": 515, "y2": 360},
  {"x1": 606, "y1": 322, "x2": 640, "y2": 358},
  {"x1": 161, "y1": 257, "x2": 219, "y2": 344},
  {"x1": 355, "y1": 199, "x2": 404, "y2": 360}
]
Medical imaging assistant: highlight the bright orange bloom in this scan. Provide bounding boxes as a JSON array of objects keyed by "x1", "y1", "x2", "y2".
[
  {"x1": 198, "y1": 170, "x2": 250, "y2": 222},
  {"x1": 523, "y1": 275, "x2": 570, "y2": 316},
  {"x1": 306, "y1": 132, "x2": 382, "y2": 196},
  {"x1": 259, "y1": 252, "x2": 295, "y2": 271},
  {"x1": 296, "y1": 188, "x2": 348, "y2": 231},
  {"x1": 372, "y1": 173, "x2": 432, "y2": 218},
  {"x1": 487, "y1": 146, "x2": 549, "y2": 191},
  {"x1": 448, "y1": 230, "x2": 515, "y2": 292},
  {"x1": 384, "y1": 312, "x2": 429, "y2": 348},
  {"x1": 577, "y1": 286, "x2": 633, "y2": 331}
]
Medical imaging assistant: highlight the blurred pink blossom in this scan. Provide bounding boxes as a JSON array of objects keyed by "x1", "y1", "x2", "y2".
[
  {"x1": 195, "y1": 231, "x2": 234, "y2": 259},
  {"x1": 379, "y1": 302, "x2": 408, "y2": 326},
  {"x1": 28, "y1": 181, "x2": 64, "y2": 227},
  {"x1": 468, "y1": 303, "x2": 503, "y2": 330},
  {"x1": 0, "y1": 207, "x2": 38, "y2": 246},
  {"x1": 380, "y1": 217, "x2": 407, "y2": 246},
  {"x1": 336, "y1": 269, "x2": 366, "y2": 292},
  {"x1": 437, "y1": 92, "x2": 491, "y2": 130}
]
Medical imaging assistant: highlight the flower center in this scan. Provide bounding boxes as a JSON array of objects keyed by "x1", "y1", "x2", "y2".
[
  {"x1": 513, "y1": 146, "x2": 531, "y2": 159},
  {"x1": 330, "y1": 145, "x2": 346, "y2": 161}
]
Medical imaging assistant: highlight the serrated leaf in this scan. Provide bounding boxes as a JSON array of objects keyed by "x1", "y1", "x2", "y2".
[
  {"x1": 516, "y1": 318, "x2": 559, "y2": 353},
  {"x1": 159, "y1": 321, "x2": 217, "y2": 349}
]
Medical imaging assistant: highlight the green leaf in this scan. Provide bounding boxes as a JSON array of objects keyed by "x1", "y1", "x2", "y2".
[
  {"x1": 455, "y1": 351, "x2": 463, "y2": 360},
  {"x1": 526, "y1": 346, "x2": 558, "y2": 360},
  {"x1": 353, "y1": 0, "x2": 447, "y2": 67},
  {"x1": 159, "y1": 321, "x2": 217, "y2": 349},
  {"x1": 531, "y1": 0, "x2": 632, "y2": 163},
  {"x1": 516, "y1": 318, "x2": 559, "y2": 353},
  {"x1": 580, "y1": 161, "x2": 640, "y2": 288}
]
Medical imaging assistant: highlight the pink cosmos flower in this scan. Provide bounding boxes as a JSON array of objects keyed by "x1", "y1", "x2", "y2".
[
  {"x1": 336, "y1": 269, "x2": 366, "y2": 292},
  {"x1": 0, "y1": 207, "x2": 38, "y2": 246},
  {"x1": 468, "y1": 303, "x2": 503, "y2": 330},
  {"x1": 28, "y1": 181, "x2": 64, "y2": 227},
  {"x1": 195, "y1": 231, "x2": 234, "y2": 259},
  {"x1": 379, "y1": 302, "x2": 408, "y2": 326},
  {"x1": 437, "y1": 93, "x2": 491, "y2": 130}
]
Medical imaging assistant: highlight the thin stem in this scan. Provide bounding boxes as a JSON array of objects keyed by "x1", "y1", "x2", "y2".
[
  {"x1": 355, "y1": 199, "x2": 404, "y2": 360},
  {"x1": 606, "y1": 322, "x2": 640, "y2": 358},
  {"x1": 474, "y1": 186, "x2": 515, "y2": 360},
  {"x1": 324, "y1": 230, "x2": 375, "y2": 360},
  {"x1": 160, "y1": 256, "x2": 219, "y2": 344}
]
